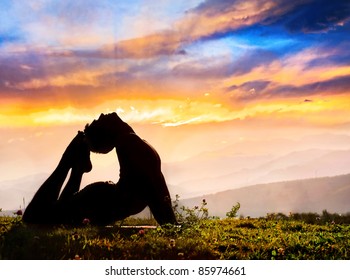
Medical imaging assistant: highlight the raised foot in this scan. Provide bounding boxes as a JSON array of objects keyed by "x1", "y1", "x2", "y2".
[{"x1": 61, "y1": 131, "x2": 92, "y2": 173}]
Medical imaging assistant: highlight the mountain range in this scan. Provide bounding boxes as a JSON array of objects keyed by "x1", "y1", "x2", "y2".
[
  {"x1": 164, "y1": 148, "x2": 350, "y2": 198},
  {"x1": 1, "y1": 133, "x2": 350, "y2": 213},
  {"x1": 1, "y1": 173, "x2": 350, "y2": 219},
  {"x1": 181, "y1": 173, "x2": 350, "y2": 218}
]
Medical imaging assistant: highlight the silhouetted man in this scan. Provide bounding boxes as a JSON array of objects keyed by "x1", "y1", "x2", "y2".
[{"x1": 23, "y1": 113, "x2": 176, "y2": 225}]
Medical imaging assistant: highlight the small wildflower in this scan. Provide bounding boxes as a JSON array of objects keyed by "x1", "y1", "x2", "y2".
[
  {"x1": 178, "y1": 252, "x2": 185, "y2": 259},
  {"x1": 278, "y1": 248, "x2": 285, "y2": 256},
  {"x1": 82, "y1": 218, "x2": 90, "y2": 225},
  {"x1": 170, "y1": 239, "x2": 176, "y2": 248},
  {"x1": 138, "y1": 229, "x2": 145, "y2": 236},
  {"x1": 72, "y1": 232, "x2": 79, "y2": 240},
  {"x1": 15, "y1": 210, "x2": 23, "y2": 216}
]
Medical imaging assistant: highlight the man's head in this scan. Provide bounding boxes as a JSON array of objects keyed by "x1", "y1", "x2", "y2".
[{"x1": 84, "y1": 112, "x2": 133, "y2": 154}]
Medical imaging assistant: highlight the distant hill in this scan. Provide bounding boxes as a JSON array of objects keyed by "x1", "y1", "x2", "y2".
[
  {"x1": 0, "y1": 210, "x2": 16, "y2": 217},
  {"x1": 2, "y1": 173, "x2": 350, "y2": 220},
  {"x1": 181, "y1": 173, "x2": 350, "y2": 218},
  {"x1": 0, "y1": 173, "x2": 49, "y2": 211},
  {"x1": 165, "y1": 147, "x2": 350, "y2": 198}
]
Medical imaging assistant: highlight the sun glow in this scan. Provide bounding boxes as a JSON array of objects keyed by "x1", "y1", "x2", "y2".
[{"x1": 2, "y1": 94, "x2": 349, "y2": 128}]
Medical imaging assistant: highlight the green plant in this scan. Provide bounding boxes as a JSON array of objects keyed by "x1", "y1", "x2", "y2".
[
  {"x1": 172, "y1": 195, "x2": 209, "y2": 224},
  {"x1": 226, "y1": 202, "x2": 241, "y2": 218}
]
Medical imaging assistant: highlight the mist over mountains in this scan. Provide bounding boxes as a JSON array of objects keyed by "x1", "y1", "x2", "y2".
[
  {"x1": 0, "y1": 173, "x2": 48, "y2": 211},
  {"x1": 166, "y1": 148, "x2": 350, "y2": 198},
  {"x1": 164, "y1": 133, "x2": 350, "y2": 198},
  {"x1": 1, "y1": 133, "x2": 350, "y2": 214},
  {"x1": 181, "y1": 173, "x2": 350, "y2": 218}
]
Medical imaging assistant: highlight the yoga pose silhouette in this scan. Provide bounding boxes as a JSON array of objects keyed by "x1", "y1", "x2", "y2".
[{"x1": 23, "y1": 113, "x2": 177, "y2": 225}]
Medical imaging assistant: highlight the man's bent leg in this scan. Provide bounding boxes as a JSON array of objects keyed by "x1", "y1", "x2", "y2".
[
  {"x1": 54, "y1": 181, "x2": 147, "y2": 225},
  {"x1": 23, "y1": 132, "x2": 91, "y2": 224}
]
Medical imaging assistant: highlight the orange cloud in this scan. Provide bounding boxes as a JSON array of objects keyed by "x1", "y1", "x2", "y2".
[
  {"x1": 223, "y1": 47, "x2": 350, "y2": 102},
  {"x1": 15, "y1": 66, "x2": 115, "y2": 90},
  {"x1": 113, "y1": 32, "x2": 185, "y2": 58},
  {"x1": 3, "y1": 92, "x2": 350, "y2": 129},
  {"x1": 177, "y1": 0, "x2": 278, "y2": 39}
]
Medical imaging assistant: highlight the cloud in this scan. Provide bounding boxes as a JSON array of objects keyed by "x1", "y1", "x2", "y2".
[
  {"x1": 0, "y1": 45, "x2": 136, "y2": 94},
  {"x1": 0, "y1": 53, "x2": 44, "y2": 93},
  {"x1": 186, "y1": 0, "x2": 302, "y2": 38},
  {"x1": 189, "y1": 0, "x2": 350, "y2": 39},
  {"x1": 302, "y1": 42, "x2": 350, "y2": 69},
  {"x1": 52, "y1": 0, "x2": 298, "y2": 60},
  {"x1": 232, "y1": 49, "x2": 277, "y2": 75},
  {"x1": 283, "y1": 0, "x2": 350, "y2": 33},
  {"x1": 220, "y1": 43, "x2": 350, "y2": 106},
  {"x1": 229, "y1": 74, "x2": 350, "y2": 102},
  {"x1": 48, "y1": 0, "x2": 349, "y2": 62},
  {"x1": 4, "y1": 0, "x2": 118, "y2": 48},
  {"x1": 171, "y1": 56, "x2": 233, "y2": 79},
  {"x1": 6, "y1": 0, "x2": 350, "y2": 61},
  {"x1": 67, "y1": 31, "x2": 188, "y2": 59},
  {"x1": 227, "y1": 80, "x2": 271, "y2": 94},
  {"x1": 271, "y1": 75, "x2": 350, "y2": 98},
  {"x1": 1, "y1": 0, "x2": 349, "y2": 127}
]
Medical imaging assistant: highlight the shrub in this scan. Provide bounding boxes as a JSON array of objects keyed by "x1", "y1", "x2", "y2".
[
  {"x1": 226, "y1": 202, "x2": 241, "y2": 219},
  {"x1": 172, "y1": 195, "x2": 209, "y2": 225}
]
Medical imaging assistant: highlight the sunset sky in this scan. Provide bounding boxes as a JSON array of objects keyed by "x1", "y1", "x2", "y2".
[{"x1": 1, "y1": 0, "x2": 350, "y2": 210}]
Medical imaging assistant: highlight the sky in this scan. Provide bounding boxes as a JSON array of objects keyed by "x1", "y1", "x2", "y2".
[{"x1": 1, "y1": 0, "x2": 350, "y2": 210}]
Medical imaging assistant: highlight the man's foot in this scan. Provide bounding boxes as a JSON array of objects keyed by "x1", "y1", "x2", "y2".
[{"x1": 62, "y1": 131, "x2": 92, "y2": 173}]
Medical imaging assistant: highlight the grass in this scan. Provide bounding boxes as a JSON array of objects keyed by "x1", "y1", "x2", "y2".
[{"x1": 1, "y1": 215, "x2": 350, "y2": 260}]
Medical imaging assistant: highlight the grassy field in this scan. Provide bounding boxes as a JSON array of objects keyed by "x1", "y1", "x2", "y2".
[{"x1": 1, "y1": 212, "x2": 350, "y2": 260}]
